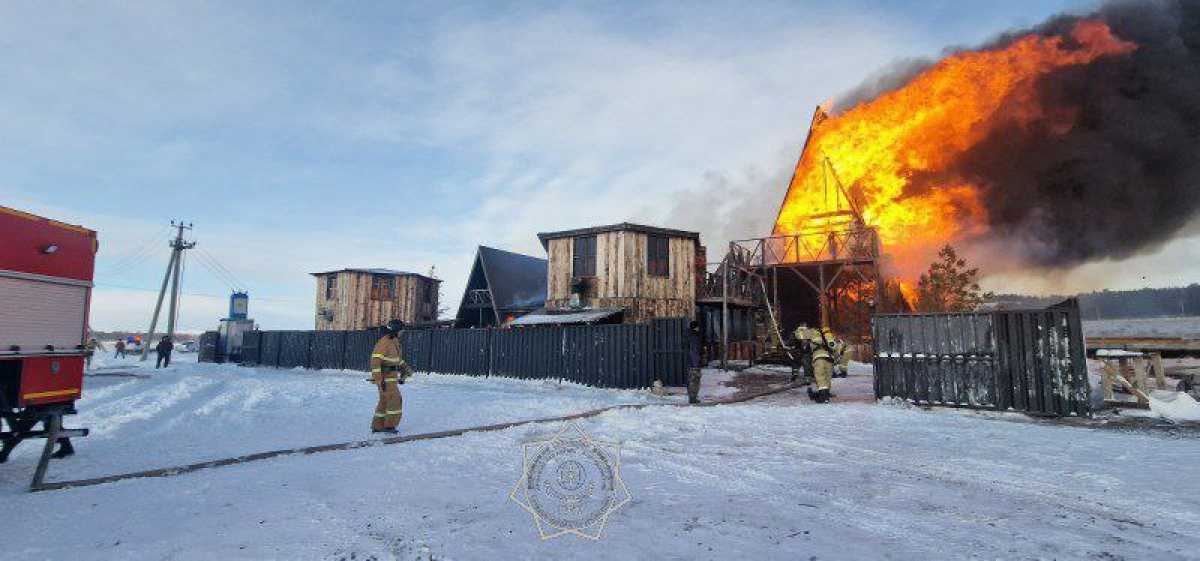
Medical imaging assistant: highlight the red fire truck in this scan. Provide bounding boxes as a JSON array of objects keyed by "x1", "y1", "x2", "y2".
[{"x1": 0, "y1": 205, "x2": 94, "y2": 489}]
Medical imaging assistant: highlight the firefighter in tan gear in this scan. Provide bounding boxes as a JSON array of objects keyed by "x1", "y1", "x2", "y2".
[
  {"x1": 794, "y1": 325, "x2": 845, "y2": 404},
  {"x1": 370, "y1": 319, "x2": 411, "y2": 433}
]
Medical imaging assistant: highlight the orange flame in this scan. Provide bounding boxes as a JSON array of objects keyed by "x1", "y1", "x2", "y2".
[
  {"x1": 898, "y1": 281, "x2": 917, "y2": 308},
  {"x1": 774, "y1": 21, "x2": 1136, "y2": 278}
]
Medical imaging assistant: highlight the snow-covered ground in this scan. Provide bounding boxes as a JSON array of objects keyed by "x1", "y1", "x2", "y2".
[
  {"x1": 5, "y1": 357, "x2": 1200, "y2": 559},
  {"x1": 0, "y1": 352, "x2": 681, "y2": 487},
  {"x1": 1084, "y1": 316, "x2": 1200, "y2": 338},
  {"x1": 1086, "y1": 354, "x2": 1200, "y2": 422}
]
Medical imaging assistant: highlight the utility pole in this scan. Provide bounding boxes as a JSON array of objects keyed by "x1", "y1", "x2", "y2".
[{"x1": 141, "y1": 221, "x2": 195, "y2": 360}]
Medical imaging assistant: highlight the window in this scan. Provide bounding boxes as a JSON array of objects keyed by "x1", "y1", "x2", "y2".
[
  {"x1": 572, "y1": 235, "x2": 597, "y2": 278},
  {"x1": 422, "y1": 281, "x2": 433, "y2": 304},
  {"x1": 371, "y1": 275, "x2": 395, "y2": 301},
  {"x1": 325, "y1": 275, "x2": 337, "y2": 300},
  {"x1": 647, "y1": 235, "x2": 670, "y2": 277}
]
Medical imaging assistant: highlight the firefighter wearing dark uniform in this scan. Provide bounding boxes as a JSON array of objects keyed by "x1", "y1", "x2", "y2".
[{"x1": 370, "y1": 319, "x2": 411, "y2": 433}]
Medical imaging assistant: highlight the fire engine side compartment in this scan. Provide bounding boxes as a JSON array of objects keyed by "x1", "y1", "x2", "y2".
[
  {"x1": 0, "y1": 206, "x2": 94, "y2": 410},
  {"x1": 0, "y1": 357, "x2": 84, "y2": 409},
  {"x1": 0, "y1": 206, "x2": 96, "y2": 281},
  {"x1": 0, "y1": 206, "x2": 96, "y2": 353},
  {"x1": 16, "y1": 356, "x2": 83, "y2": 407}
]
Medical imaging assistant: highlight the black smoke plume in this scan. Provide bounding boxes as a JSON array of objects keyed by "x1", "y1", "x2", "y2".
[{"x1": 886, "y1": 0, "x2": 1200, "y2": 267}]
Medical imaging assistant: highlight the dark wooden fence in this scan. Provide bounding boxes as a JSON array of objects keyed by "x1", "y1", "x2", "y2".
[
  {"x1": 198, "y1": 331, "x2": 220, "y2": 363},
  {"x1": 213, "y1": 318, "x2": 691, "y2": 389},
  {"x1": 872, "y1": 299, "x2": 1090, "y2": 417}
]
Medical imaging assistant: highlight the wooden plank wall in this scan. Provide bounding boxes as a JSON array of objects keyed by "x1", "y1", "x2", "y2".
[
  {"x1": 315, "y1": 272, "x2": 439, "y2": 330},
  {"x1": 546, "y1": 230, "x2": 696, "y2": 323}
]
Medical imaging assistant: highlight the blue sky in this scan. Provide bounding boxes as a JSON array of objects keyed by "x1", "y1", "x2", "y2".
[{"x1": 12, "y1": 0, "x2": 1193, "y2": 332}]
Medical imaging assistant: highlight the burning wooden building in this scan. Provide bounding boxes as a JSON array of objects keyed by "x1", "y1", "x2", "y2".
[
  {"x1": 311, "y1": 268, "x2": 441, "y2": 330},
  {"x1": 536, "y1": 223, "x2": 702, "y2": 324},
  {"x1": 710, "y1": 108, "x2": 900, "y2": 358}
]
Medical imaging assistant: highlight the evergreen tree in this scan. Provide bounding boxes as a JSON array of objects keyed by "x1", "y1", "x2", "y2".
[{"x1": 915, "y1": 245, "x2": 987, "y2": 312}]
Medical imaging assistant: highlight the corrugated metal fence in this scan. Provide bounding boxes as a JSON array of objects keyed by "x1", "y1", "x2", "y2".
[
  {"x1": 873, "y1": 299, "x2": 1090, "y2": 416},
  {"x1": 217, "y1": 318, "x2": 691, "y2": 389}
]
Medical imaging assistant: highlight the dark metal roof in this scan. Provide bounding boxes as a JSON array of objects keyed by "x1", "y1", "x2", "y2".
[
  {"x1": 477, "y1": 246, "x2": 547, "y2": 311},
  {"x1": 537, "y1": 222, "x2": 700, "y2": 249},
  {"x1": 309, "y1": 268, "x2": 440, "y2": 281}
]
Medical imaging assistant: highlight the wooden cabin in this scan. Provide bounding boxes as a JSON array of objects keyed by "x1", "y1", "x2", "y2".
[
  {"x1": 455, "y1": 246, "x2": 548, "y2": 328},
  {"x1": 311, "y1": 268, "x2": 440, "y2": 331},
  {"x1": 537, "y1": 223, "x2": 700, "y2": 324}
]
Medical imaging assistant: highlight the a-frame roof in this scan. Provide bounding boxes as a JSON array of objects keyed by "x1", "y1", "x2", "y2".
[
  {"x1": 477, "y1": 246, "x2": 547, "y2": 311},
  {"x1": 455, "y1": 246, "x2": 548, "y2": 327}
]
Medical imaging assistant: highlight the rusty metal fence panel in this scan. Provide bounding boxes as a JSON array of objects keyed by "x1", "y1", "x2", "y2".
[
  {"x1": 210, "y1": 319, "x2": 691, "y2": 389},
  {"x1": 873, "y1": 299, "x2": 1090, "y2": 416}
]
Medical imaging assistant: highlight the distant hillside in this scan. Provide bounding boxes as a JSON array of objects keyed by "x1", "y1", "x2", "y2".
[{"x1": 989, "y1": 284, "x2": 1200, "y2": 320}]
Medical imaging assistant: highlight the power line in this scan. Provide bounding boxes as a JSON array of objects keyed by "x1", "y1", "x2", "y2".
[
  {"x1": 190, "y1": 248, "x2": 237, "y2": 291},
  {"x1": 93, "y1": 281, "x2": 307, "y2": 304},
  {"x1": 172, "y1": 251, "x2": 188, "y2": 331},
  {"x1": 207, "y1": 253, "x2": 244, "y2": 291},
  {"x1": 196, "y1": 247, "x2": 248, "y2": 292},
  {"x1": 97, "y1": 225, "x2": 171, "y2": 275},
  {"x1": 100, "y1": 245, "x2": 169, "y2": 282},
  {"x1": 192, "y1": 250, "x2": 238, "y2": 292},
  {"x1": 103, "y1": 225, "x2": 167, "y2": 266}
]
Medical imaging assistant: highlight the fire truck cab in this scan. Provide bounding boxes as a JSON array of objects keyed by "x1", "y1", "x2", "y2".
[{"x1": 0, "y1": 206, "x2": 95, "y2": 489}]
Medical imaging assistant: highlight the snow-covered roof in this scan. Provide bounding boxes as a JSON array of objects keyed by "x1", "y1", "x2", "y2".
[
  {"x1": 508, "y1": 308, "x2": 623, "y2": 326},
  {"x1": 1094, "y1": 349, "x2": 1146, "y2": 358}
]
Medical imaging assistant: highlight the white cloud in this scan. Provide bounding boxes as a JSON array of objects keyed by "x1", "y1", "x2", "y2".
[{"x1": 6, "y1": 1, "x2": 1187, "y2": 332}]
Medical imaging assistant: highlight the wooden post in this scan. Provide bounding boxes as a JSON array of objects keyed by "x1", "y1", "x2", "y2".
[
  {"x1": 1118, "y1": 357, "x2": 1148, "y2": 407},
  {"x1": 31, "y1": 413, "x2": 61, "y2": 490},
  {"x1": 721, "y1": 249, "x2": 729, "y2": 370},
  {"x1": 1134, "y1": 357, "x2": 1149, "y2": 400},
  {"x1": 1151, "y1": 353, "x2": 1167, "y2": 389},
  {"x1": 165, "y1": 241, "x2": 184, "y2": 341},
  {"x1": 140, "y1": 251, "x2": 177, "y2": 361},
  {"x1": 1113, "y1": 372, "x2": 1153, "y2": 405},
  {"x1": 1102, "y1": 360, "x2": 1116, "y2": 402},
  {"x1": 818, "y1": 265, "x2": 828, "y2": 328}
]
